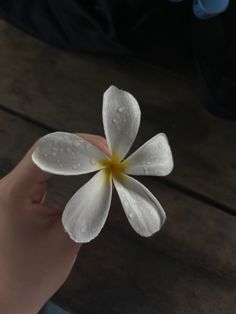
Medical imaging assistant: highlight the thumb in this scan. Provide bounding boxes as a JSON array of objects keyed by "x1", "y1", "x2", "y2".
[
  {"x1": 2, "y1": 133, "x2": 109, "y2": 202},
  {"x1": 11, "y1": 133, "x2": 109, "y2": 186},
  {"x1": 1, "y1": 140, "x2": 51, "y2": 204},
  {"x1": 13, "y1": 141, "x2": 52, "y2": 185}
]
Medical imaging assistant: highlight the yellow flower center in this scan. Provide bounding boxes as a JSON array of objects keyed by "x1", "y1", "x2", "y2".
[{"x1": 99, "y1": 153, "x2": 128, "y2": 182}]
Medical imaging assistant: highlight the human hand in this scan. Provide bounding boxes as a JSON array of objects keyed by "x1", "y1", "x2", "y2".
[{"x1": 0, "y1": 133, "x2": 108, "y2": 314}]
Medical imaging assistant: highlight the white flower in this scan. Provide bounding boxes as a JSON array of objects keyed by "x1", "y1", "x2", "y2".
[{"x1": 32, "y1": 86, "x2": 173, "y2": 243}]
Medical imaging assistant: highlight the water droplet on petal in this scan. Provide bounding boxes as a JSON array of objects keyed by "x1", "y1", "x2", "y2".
[
  {"x1": 56, "y1": 159, "x2": 63, "y2": 168},
  {"x1": 84, "y1": 142, "x2": 91, "y2": 149},
  {"x1": 146, "y1": 161, "x2": 151, "y2": 165},
  {"x1": 123, "y1": 199, "x2": 129, "y2": 208},
  {"x1": 117, "y1": 106, "x2": 126, "y2": 113},
  {"x1": 136, "y1": 195, "x2": 142, "y2": 202},
  {"x1": 63, "y1": 134, "x2": 69, "y2": 140},
  {"x1": 112, "y1": 119, "x2": 117, "y2": 124},
  {"x1": 81, "y1": 224, "x2": 87, "y2": 232},
  {"x1": 72, "y1": 163, "x2": 81, "y2": 170},
  {"x1": 128, "y1": 212, "x2": 133, "y2": 219},
  {"x1": 89, "y1": 157, "x2": 96, "y2": 165},
  {"x1": 73, "y1": 141, "x2": 80, "y2": 147}
]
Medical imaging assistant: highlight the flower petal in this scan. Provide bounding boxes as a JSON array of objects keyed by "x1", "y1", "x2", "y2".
[
  {"x1": 62, "y1": 170, "x2": 112, "y2": 243},
  {"x1": 103, "y1": 86, "x2": 141, "y2": 161},
  {"x1": 124, "y1": 133, "x2": 173, "y2": 176},
  {"x1": 113, "y1": 174, "x2": 166, "y2": 237},
  {"x1": 32, "y1": 132, "x2": 109, "y2": 175}
]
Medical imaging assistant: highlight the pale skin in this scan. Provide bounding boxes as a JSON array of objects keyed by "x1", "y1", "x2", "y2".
[{"x1": 0, "y1": 134, "x2": 109, "y2": 314}]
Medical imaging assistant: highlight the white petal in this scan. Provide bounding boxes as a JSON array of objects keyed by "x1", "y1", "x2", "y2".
[
  {"x1": 62, "y1": 170, "x2": 112, "y2": 243},
  {"x1": 113, "y1": 174, "x2": 166, "y2": 237},
  {"x1": 124, "y1": 133, "x2": 173, "y2": 176},
  {"x1": 32, "y1": 132, "x2": 109, "y2": 175},
  {"x1": 103, "y1": 86, "x2": 141, "y2": 161}
]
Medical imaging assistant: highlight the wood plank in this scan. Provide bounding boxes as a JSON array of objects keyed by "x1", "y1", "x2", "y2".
[
  {"x1": 0, "y1": 109, "x2": 235, "y2": 313},
  {"x1": 0, "y1": 21, "x2": 235, "y2": 212},
  {"x1": 48, "y1": 175, "x2": 236, "y2": 282},
  {"x1": 54, "y1": 229, "x2": 236, "y2": 314}
]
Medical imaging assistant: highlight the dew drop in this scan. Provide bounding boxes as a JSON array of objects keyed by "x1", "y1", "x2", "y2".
[
  {"x1": 117, "y1": 106, "x2": 126, "y2": 113},
  {"x1": 73, "y1": 141, "x2": 81, "y2": 147},
  {"x1": 63, "y1": 134, "x2": 69, "y2": 140},
  {"x1": 89, "y1": 157, "x2": 96, "y2": 165},
  {"x1": 72, "y1": 163, "x2": 81, "y2": 170},
  {"x1": 123, "y1": 199, "x2": 129, "y2": 208},
  {"x1": 84, "y1": 142, "x2": 91, "y2": 149},
  {"x1": 146, "y1": 161, "x2": 151, "y2": 165},
  {"x1": 128, "y1": 212, "x2": 133, "y2": 219},
  {"x1": 81, "y1": 224, "x2": 87, "y2": 232},
  {"x1": 112, "y1": 119, "x2": 117, "y2": 124},
  {"x1": 121, "y1": 192, "x2": 126, "y2": 198},
  {"x1": 56, "y1": 159, "x2": 63, "y2": 168},
  {"x1": 136, "y1": 195, "x2": 142, "y2": 202}
]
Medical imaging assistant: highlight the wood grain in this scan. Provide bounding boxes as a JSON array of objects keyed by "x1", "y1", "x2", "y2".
[
  {"x1": 0, "y1": 108, "x2": 235, "y2": 313},
  {"x1": 54, "y1": 229, "x2": 236, "y2": 314},
  {"x1": 0, "y1": 21, "x2": 235, "y2": 214}
]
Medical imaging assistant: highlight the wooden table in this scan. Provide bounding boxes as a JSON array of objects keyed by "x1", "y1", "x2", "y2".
[{"x1": 0, "y1": 20, "x2": 235, "y2": 314}]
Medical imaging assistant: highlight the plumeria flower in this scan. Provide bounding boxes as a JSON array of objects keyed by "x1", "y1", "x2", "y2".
[{"x1": 32, "y1": 86, "x2": 173, "y2": 243}]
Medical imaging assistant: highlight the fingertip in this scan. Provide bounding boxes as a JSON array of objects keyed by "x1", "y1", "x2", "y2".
[
  {"x1": 10, "y1": 139, "x2": 52, "y2": 187},
  {"x1": 76, "y1": 133, "x2": 110, "y2": 156}
]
